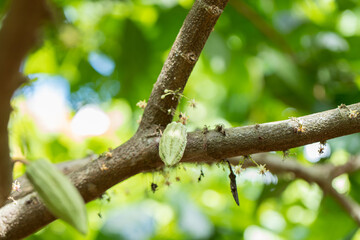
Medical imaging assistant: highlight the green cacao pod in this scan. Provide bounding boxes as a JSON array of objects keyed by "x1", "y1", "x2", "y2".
[
  {"x1": 26, "y1": 159, "x2": 88, "y2": 234},
  {"x1": 159, "y1": 122, "x2": 187, "y2": 167}
]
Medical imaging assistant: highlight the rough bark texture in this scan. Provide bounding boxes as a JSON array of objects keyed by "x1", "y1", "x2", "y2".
[
  {"x1": 184, "y1": 102, "x2": 360, "y2": 162},
  {"x1": 139, "y1": 0, "x2": 228, "y2": 130}
]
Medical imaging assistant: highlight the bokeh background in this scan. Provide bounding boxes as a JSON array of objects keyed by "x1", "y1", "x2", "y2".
[{"x1": 1, "y1": 0, "x2": 360, "y2": 239}]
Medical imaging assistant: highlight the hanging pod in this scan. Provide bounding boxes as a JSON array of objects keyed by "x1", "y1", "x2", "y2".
[
  {"x1": 159, "y1": 122, "x2": 187, "y2": 167},
  {"x1": 26, "y1": 159, "x2": 88, "y2": 235}
]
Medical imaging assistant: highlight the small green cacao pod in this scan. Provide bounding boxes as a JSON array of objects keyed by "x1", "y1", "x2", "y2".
[
  {"x1": 26, "y1": 159, "x2": 88, "y2": 235},
  {"x1": 159, "y1": 122, "x2": 187, "y2": 167}
]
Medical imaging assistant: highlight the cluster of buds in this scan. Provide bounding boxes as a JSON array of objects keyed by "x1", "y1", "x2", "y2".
[
  {"x1": 338, "y1": 104, "x2": 359, "y2": 119},
  {"x1": 12, "y1": 180, "x2": 21, "y2": 192},
  {"x1": 188, "y1": 98, "x2": 197, "y2": 108},
  {"x1": 245, "y1": 155, "x2": 269, "y2": 175},
  {"x1": 136, "y1": 100, "x2": 147, "y2": 109},
  {"x1": 258, "y1": 164, "x2": 268, "y2": 175},
  {"x1": 348, "y1": 109, "x2": 359, "y2": 119},
  {"x1": 234, "y1": 164, "x2": 244, "y2": 175},
  {"x1": 179, "y1": 112, "x2": 189, "y2": 125},
  {"x1": 100, "y1": 163, "x2": 108, "y2": 171},
  {"x1": 162, "y1": 89, "x2": 197, "y2": 125},
  {"x1": 137, "y1": 89, "x2": 197, "y2": 125},
  {"x1": 290, "y1": 117, "x2": 306, "y2": 134},
  {"x1": 106, "y1": 148, "x2": 113, "y2": 158},
  {"x1": 161, "y1": 88, "x2": 182, "y2": 100}
]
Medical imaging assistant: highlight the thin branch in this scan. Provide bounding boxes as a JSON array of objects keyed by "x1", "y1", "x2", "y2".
[
  {"x1": 11, "y1": 158, "x2": 30, "y2": 166},
  {"x1": 138, "y1": 0, "x2": 229, "y2": 131},
  {"x1": 329, "y1": 155, "x2": 360, "y2": 179},
  {"x1": 328, "y1": 187, "x2": 360, "y2": 225},
  {"x1": 0, "y1": 0, "x2": 50, "y2": 207},
  {"x1": 235, "y1": 153, "x2": 360, "y2": 226},
  {"x1": 230, "y1": 0, "x2": 295, "y2": 57}
]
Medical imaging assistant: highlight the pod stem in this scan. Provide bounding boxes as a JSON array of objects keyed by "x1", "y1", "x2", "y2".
[{"x1": 12, "y1": 158, "x2": 30, "y2": 166}]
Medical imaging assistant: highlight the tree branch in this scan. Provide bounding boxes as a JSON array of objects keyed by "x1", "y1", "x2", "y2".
[
  {"x1": 0, "y1": 0, "x2": 359, "y2": 237},
  {"x1": 230, "y1": 0, "x2": 295, "y2": 57},
  {"x1": 0, "y1": 0, "x2": 50, "y2": 207},
  {"x1": 0, "y1": 0, "x2": 230, "y2": 237},
  {"x1": 138, "y1": 0, "x2": 229, "y2": 131},
  {"x1": 1, "y1": 101, "x2": 360, "y2": 238},
  {"x1": 236, "y1": 153, "x2": 360, "y2": 226},
  {"x1": 183, "y1": 102, "x2": 360, "y2": 162}
]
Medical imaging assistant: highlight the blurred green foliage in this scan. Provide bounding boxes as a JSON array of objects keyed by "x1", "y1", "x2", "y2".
[{"x1": 1, "y1": 0, "x2": 360, "y2": 239}]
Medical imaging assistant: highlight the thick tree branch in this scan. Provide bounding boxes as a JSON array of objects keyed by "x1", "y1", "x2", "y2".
[
  {"x1": 0, "y1": 0, "x2": 231, "y2": 236},
  {"x1": 183, "y1": 102, "x2": 360, "y2": 162},
  {"x1": 1, "y1": 102, "x2": 360, "y2": 238},
  {"x1": 0, "y1": 0, "x2": 50, "y2": 207},
  {"x1": 139, "y1": 0, "x2": 229, "y2": 130}
]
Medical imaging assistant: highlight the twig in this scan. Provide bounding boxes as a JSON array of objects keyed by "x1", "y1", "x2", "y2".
[
  {"x1": 328, "y1": 187, "x2": 360, "y2": 225},
  {"x1": 233, "y1": 153, "x2": 360, "y2": 226},
  {"x1": 230, "y1": 0, "x2": 295, "y2": 58},
  {"x1": 11, "y1": 158, "x2": 30, "y2": 166}
]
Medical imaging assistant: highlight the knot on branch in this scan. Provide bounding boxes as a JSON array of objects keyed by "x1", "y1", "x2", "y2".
[
  {"x1": 199, "y1": 0, "x2": 223, "y2": 16},
  {"x1": 205, "y1": 5, "x2": 222, "y2": 16},
  {"x1": 184, "y1": 52, "x2": 197, "y2": 64}
]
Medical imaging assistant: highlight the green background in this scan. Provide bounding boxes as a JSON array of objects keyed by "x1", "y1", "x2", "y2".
[{"x1": 2, "y1": 0, "x2": 360, "y2": 239}]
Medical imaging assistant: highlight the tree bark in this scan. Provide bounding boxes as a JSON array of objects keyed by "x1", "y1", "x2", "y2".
[{"x1": 0, "y1": 0, "x2": 50, "y2": 207}]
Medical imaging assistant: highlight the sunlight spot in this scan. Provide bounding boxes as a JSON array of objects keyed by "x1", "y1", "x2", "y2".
[
  {"x1": 146, "y1": 200, "x2": 174, "y2": 226},
  {"x1": 337, "y1": 10, "x2": 358, "y2": 37},
  {"x1": 71, "y1": 105, "x2": 110, "y2": 136},
  {"x1": 244, "y1": 225, "x2": 283, "y2": 240},
  {"x1": 240, "y1": 168, "x2": 278, "y2": 185},
  {"x1": 316, "y1": 32, "x2": 348, "y2": 52},
  {"x1": 227, "y1": 35, "x2": 242, "y2": 50},
  {"x1": 26, "y1": 75, "x2": 69, "y2": 133},
  {"x1": 210, "y1": 56, "x2": 226, "y2": 74},
  {"x1": 332, "y1": 174, "x2": 350, "y2": 194},
  {"x1": 286, "y1": 205, "x2": 316, "y2": 225},
  {"x1": 201, "y1": 190, "x2": 223, "y2": 208},
  {"x1": 304, "y1": 142, "x2": 331, "y2": 163},
  {"x1": 260, "y1": 210, "x2": 286, "y2": 233},
  {"x1": 88, "y1": 52, "x2": 115, "y2": 76},
  {"x1": 64, "y1": 6, "x2": 78, "y2": 23}
]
